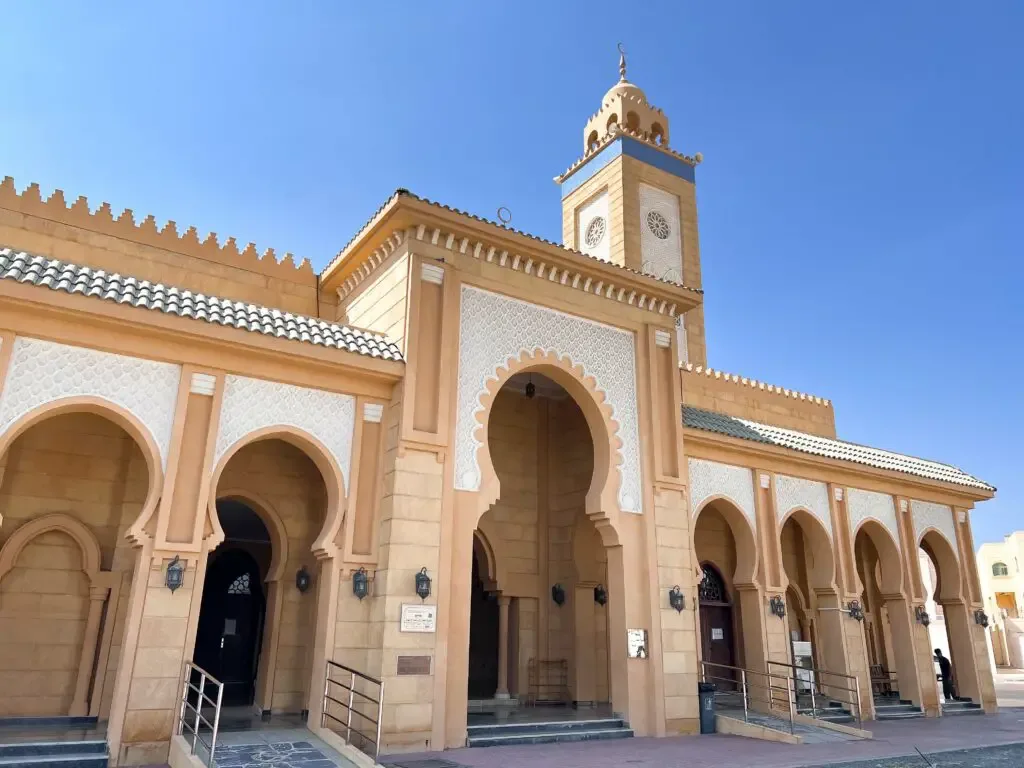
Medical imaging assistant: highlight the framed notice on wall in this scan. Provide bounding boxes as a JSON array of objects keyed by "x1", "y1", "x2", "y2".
[{"x1": 400, "y1": 603, "x2": 437, "y2": 633}]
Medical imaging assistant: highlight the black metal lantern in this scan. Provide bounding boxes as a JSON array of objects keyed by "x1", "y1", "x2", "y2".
[
  {"x1": 415, "y1": 567, "x2": 432, "y2": 601},
  {"x1": 915, "y1": 606, "x2": 931, "y2": 627},
  {"x1": 668, "y1": 585, "x2": 685, "y2": 613},
  {"x1": 165, "y1": 555, "x2": 185, "y2": 593},
  {"x1": 551, "y1": 583, "x2": 566, "y2": 606},
  {"x1": 769, "y1": 595, "x2": 786, "y2": 619},
  {"x1": 295, "y1": 566, "x2": 312, "y2": 593},
  {"x1": 525, "y1": 375, "x2": 536, "y2": 399},
  {"x1": 847, "y1": 600, "x2": 865, "y2": 622},
  {"x1": 353, "y1": 567, "x2": 369, "y2": 601},
  {"x1": 594, "y1": 584, "x2": 608, "y2": 606},
  {"x1": 974, "y1": 609, "x2": 990, "y2": 628}
]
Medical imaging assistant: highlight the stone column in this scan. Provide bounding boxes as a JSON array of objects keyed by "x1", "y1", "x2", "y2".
[
  {"x1": 71, "y1": 585, "x2": 110, "y2": 716},
  {"x1": 496, "y1": 595, "x2": 511, "y2": 699}
]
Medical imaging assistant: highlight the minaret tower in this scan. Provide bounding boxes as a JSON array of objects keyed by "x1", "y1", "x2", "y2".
[{"x1": 556, "y1": 46, "x2": 707, "y2": 365}]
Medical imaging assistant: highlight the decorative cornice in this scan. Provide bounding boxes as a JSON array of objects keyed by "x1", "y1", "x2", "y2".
[
  {"x1": 0, "y1": 176, "x2": 315, "y2": 282},
  {"x1": 338, "y1": 219, "x2": 691, "y2": 319},
  {"x1": 556, "y1": 128, "x2": 703, "y2": 184},
  {"x1": 680, "y1": 363, "x2": 831, "y2": 407},
  {"x1": 325, "y1": 189, "x2": 703, "y2": 300}
]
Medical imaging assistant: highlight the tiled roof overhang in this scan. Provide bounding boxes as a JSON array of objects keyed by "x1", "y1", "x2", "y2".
[
  {"x1": 683, "y1": 404, "x2": 994, "y2": 493},
  {"x1": 0, "y1": 247, "x2": 403, "y2": 361}
]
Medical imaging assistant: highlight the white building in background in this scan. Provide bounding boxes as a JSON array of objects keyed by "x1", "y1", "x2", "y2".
[{"x1": 978, "y1": 532, "x2": 1024, "y2": 669}]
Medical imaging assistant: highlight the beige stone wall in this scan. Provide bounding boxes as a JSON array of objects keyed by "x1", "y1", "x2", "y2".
[
  {"x1": 0, "y1": 530, "x2": 90, "y2": 715},
  {"x1": 694, "y1": 506, "x2": 737, "y2": 584},
  {"x1": 0, "y1": 413, "x2": 147, "y2": 718},
  {"x1": 216, "y1": 439, "x2": 328, "y2": 713},
  {"x1": 681, "y1": 367, "x2": 837, "y2": 438},
  {"x1": 343, "y1": 253, "x2": 409, "y2": 354},
  {"x1": 0, "y1": 204, "x2": 326, "y2": 318}
]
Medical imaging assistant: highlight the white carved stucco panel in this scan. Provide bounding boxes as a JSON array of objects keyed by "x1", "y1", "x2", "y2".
[
  {"x1": 0, "y1": 337, "x2": 181, "y2": 467},
  {"x1": 455, "y1": 285, "x2": 642, "y2": 513},
  {"x1": 911, "y1": 500, "x2": 959, "y2": 559},
  {"x1": 847, "y1": 488, "x2": 900, "y2": 551},
  {"x1": 774, "y1": 474, "x2": 832, "y2": 539},
  {"x1": 688, "y1": 458, "x2": 756, "y2": 530},
  {"x1": 214, "y1": 375, "x2": 356, "y2": 493},
  {"x1": 639, "y1": 183, "x2": 683, "y2": 282}
]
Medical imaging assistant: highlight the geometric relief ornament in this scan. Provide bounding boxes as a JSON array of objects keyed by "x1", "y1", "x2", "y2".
[
  {"x1": 0, "y1": 336, "x2": 181, "y2": 467},
  {"x1": 774, "y1": 474, "x2": 832, "y2": 539},
  {"x1": 454, "y1": 285, "x2": 642, "y2": 513},
  {"x1": 214, "y1": 375, "x2": 356, "y2": 493},
  {"x1": 687, "y1": 458, "x2": 756, "y2": 530},
  {"x1": 847, "y1": 488, "x2": 900, "y2": 551},
  {"x1": 910, "y1": 499, "x2": 959, "y2": 559}
]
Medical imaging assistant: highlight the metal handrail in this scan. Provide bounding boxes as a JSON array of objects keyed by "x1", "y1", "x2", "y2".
[
  {"x1": 176, "y1": 662, "x2": 224, "y2": 768},
  {"x1": 322, "y1": 660, "x2": 385, "y2": 762},
  {"x1": 701, "y1": 660, "x2": 797, "y2": 734},
  {"x1": 767, "y1": 660, "x2": 863, "y2": 727}
]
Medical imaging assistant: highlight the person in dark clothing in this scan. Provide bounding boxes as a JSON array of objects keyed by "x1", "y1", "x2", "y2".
[{"x1": 934, "y1": 648, "x2": 954, "y2": 701}]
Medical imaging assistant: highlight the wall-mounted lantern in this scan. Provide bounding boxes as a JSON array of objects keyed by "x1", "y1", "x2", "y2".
[
  {"x1": 668, "y1": 585, "x2": 685, "y2": 613},
  {"x1": 594, "y1": 584, "x2": 608, "y2": 606},
  {"x1": 769, "y1": 595, "x2": 786, "y2": 619},
  {"x1": 295, "y1": 566, "x2": 312, "y2": 593},
  {"x1": 165, "y1": 555, "x2": 185, "y2": 593},
  {"x1": 353, "y1": 567, "x2": 369, "y2": 601},
  {"x1": 974, "y1": 609, "x2": 990, "y2": 628},
  {"x1": 847, "y1": 600, "x2": 865, "y2": 622},
  {"x1": 915, "y1": 606, "x2": 931, "y2": 627},
  {"x1": 551, "y1": 583, "x2": 566, "y2": 606},
  {"x1": 415, "y1": 567, "x2": 432, "y2": 601}
]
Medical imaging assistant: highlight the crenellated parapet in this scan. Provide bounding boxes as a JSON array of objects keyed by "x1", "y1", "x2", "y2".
[{"x1": 0, "y1": 176, "x2": 315, "y2": 283}]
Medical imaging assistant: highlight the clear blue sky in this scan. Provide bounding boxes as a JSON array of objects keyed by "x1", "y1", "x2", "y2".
[{"x1": 2, "y1": 3, "x2": 1021, "y2": 545}]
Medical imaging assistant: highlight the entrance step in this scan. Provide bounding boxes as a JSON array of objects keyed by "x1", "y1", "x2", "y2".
[
  {"x1": 800, "y1": 703, "x2": 855, "y2": 724},
  {"x1": 942, "y1": 698, "x2": 983, "y2": 716},
  {"x1": 873, "y1": 702, "x2": 925, "y2": 720},
  {"x1": 466, "y1": 717, "x2": 633, "y2": 747},
  {"x1": 0, "y1": 718, "x2": 107, "y2": 768}
]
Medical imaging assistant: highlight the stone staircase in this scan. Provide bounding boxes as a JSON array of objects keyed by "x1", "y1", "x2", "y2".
[
  {"x1": 873, "y1": 697, "x2": 925, "y2": 720},
  {"x1": 942, "y1": 698, "x2": 983, "y2": 716},
  {"x1": 0, "y1": 718, "x2": 107, "y2": 768},
  {"x1": 465, "y1": 716, "x2": 633, "y2": 747}
]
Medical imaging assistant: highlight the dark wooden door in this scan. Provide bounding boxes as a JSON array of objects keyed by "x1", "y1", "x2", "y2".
[
  {"x1": 698, "y1": 564, "x2": 736, "y2": 689},
  {"x1": 194, "y1": 549, "x2": 265, "y2": 707}
]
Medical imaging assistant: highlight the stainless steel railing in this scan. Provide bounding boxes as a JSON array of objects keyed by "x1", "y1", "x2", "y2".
[
  {"x1": 321, "y1": 660, "x2": 385, "y2": 762},
  {"x1": 176, "y1": 662, "x2": 224, "y2": 767},
  {"x1": 700, "y1": 660, "x2": 798, "y2": 733},
  {"x1": 767, "y1": 660, "x2": 863, "y2": 727}
]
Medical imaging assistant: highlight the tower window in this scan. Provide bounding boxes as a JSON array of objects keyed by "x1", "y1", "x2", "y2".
[
  {"x1": 646, "y1": 210, "x2": 671, "y2": 240},
  {"x1": 626, "y1": 111, "x2": 641, "y2": 133},
  {"x1": 994, "y1": 562, "x2": 1010, "y2": 577},
  {"x1": 584, "y1": 216, "x2": 606, "y2": 248}
]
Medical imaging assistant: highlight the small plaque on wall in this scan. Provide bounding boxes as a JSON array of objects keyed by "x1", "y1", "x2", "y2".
[
  {"x1": 627, "y1": 628, "x2": 649, "y2": 659},
  {"x1": 397, "y1": 655, "x2": 432, "y2": 676},
  {"x1": 400, "y1": 603, "x2": 437, "y2": 633}
]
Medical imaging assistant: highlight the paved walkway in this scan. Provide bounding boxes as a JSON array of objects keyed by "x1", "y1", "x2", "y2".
[{"x1": 382, "y1": 709, "x2": 1024, "y2": 768}]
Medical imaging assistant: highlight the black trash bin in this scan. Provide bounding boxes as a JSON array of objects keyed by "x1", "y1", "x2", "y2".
[{"x1": 698, "y1": 682, "x2": 717, "y2": 734}]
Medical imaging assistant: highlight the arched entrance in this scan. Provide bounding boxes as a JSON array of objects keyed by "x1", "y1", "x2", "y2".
[
  {"x1": 779, "y1": 511, "x2": 836, "y2": 672},
  {"x1": 919, "y1": 529, "x2": 979, "y2": 706},
  {"x1": 194, "y1": 501, "x2": 271, "y2": 707},
  {"x1": 854, "y1": 521, "x2": 920, "y2": 707},
  {"x1": 470, "y1": 371, "x2": 612, "y2": 712},
  {"x1": 204, "y1": 436, "x2": 331, "y2": 716},
  {"x1": 692, "y1": 497, "x2": 760, "y2": 695},
  {"x1": 0, "y1": 408, "x2": 155, "y2": 719}
]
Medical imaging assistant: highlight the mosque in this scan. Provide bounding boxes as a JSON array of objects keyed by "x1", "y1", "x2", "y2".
[{"x1": 0, "y1": 50, "x2": 996, "y2": 765}]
